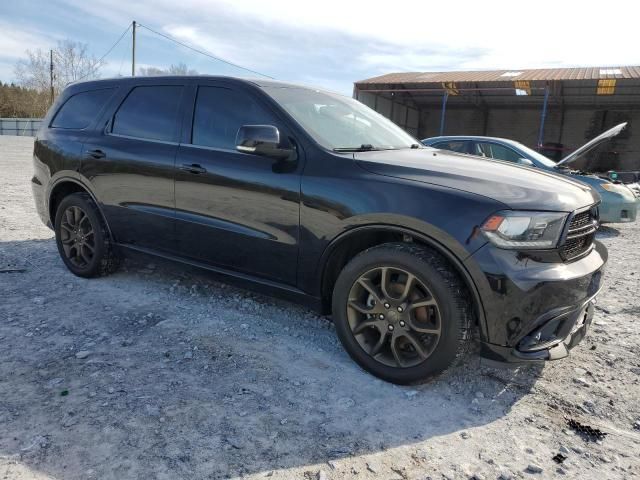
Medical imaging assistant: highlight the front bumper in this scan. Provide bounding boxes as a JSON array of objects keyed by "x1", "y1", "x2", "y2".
[
  {"x1": 599, "y1": 194, "x2": 637, "y2": 223},
  {"x1": 466, "y1": 240, "x2": 607, "y2": 363}
]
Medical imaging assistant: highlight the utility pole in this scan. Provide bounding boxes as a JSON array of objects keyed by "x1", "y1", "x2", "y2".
[
  {"x1": 131, "y1": 20, "x2": 136, "y2": 76},
  {"x1": 49, "y1": 49, "x2": 54, "y2": 105}
]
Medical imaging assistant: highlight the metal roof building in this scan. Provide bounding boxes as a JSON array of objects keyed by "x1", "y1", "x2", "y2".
[{"x1": 354, "y1": 66, "x2": 640, "y2": 170}]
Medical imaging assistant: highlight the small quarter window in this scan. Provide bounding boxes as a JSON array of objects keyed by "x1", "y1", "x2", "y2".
[
  {"x1": 112, "y1": 86, "x2": 183, "y2": 142},
  {"x1": 51, "y1": 88, "x2": 115, "y2": 129}
]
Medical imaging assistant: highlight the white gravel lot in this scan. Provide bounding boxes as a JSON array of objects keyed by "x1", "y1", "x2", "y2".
[{"x1": 0, "y1": 135, "x2": 639, "y2": 480}]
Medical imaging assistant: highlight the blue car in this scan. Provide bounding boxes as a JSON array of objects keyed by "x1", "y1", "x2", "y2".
[{"x1": 423, "y1": 123, "x2": 638, "y2": 223}]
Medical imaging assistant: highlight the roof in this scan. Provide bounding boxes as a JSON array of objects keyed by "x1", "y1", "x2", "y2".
[
  {"x1": 69, "y1": 75, "x2": 313, "y2": 91},
  {"x1": 356, "y1": 66, "x2": 640, "y2": 85}
]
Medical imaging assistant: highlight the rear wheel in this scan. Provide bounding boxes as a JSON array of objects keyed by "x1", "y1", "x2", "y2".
[
  {"x1": 54, "y1": 193, "x2": 119, "y2": 278},
  {"x1": 332, "y1": 243, "x2": 472, "y2": 384}
]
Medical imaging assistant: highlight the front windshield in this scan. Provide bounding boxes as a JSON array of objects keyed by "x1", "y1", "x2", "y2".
[
  {"x1": 263, "y1": 86, "x2": 418, "y2": 151},
  {"x1": 510, "y1": 141, "x2": 558, "y2": 168}
]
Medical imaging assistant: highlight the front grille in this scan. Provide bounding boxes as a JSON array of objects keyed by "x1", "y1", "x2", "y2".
[{"x1": 560, "y1": 206, "x2": 598, "y2": 261}]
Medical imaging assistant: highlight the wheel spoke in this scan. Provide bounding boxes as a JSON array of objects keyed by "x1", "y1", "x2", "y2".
[
  {"x1": 370, "y1": 331, "x2": 388, "y2": 356},
  {"x1": 78, "y1": 212, "x2": 89, "y2": 228},
  {"x1": 60, "y1": 223, "x2": 73, "y2": 234},
  {"x1": 80, "y1": 247, "x2": 91, "y2": 264},
  {"x1": 390, "y1": 336, "x2": 406, "y2": 367},
  {"x1": 401, "y1": 331, "x2": 428, "y2": 359},
  {"x1": 61, "y1": 237, "x2": 74, "y2": 245},
  {"x1": 398, "y1": 273, "x2": 415, "y2": 302},
  {"x1": 357, "y1": 277, "x2": 383, "y2": 304},
  {"x1": 83, "y1": 242, "x2": 95, "y2": 253},
  {"x1": 348, "y1": 300, "x2": 374, "y2": 315},
  {"x1": 65, "y1": 209, "x2": 75, "y2": 228},
  {"x1": 73, "y1": 206, "x2": 81, "y2": 225},
  {"x1": 353, "y1": 319, "x2": 381, "y2": 335},
  {"x1": 380, "y1": 267, "x2": 393, "y2": 299},
  {"x1": 409, "y1": 297, "x2": 437, "y2": 309},
  {"x1": 85, "y1": 229, "x2": 94, "y2": 237}
]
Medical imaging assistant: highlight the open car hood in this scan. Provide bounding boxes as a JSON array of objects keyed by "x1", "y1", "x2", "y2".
[{"x1": 555, "y1": 122, "x2": 627, "y2": 167}]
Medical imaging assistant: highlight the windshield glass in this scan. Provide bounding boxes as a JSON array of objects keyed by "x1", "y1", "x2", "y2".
[
  {"x1": 509, "y1": 141, "x2": 558, "y2": 168},
  {"x1": 263, "y1": 86, "x2": 418, "y2": 151}
]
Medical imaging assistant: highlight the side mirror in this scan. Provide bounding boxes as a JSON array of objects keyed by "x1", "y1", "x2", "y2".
[
  {"x1": 518, "y1": 158, "x2": 534, "y2": 166},
  {"x1": 236, "y1": 125, "x2": 294, "y2": 161}
]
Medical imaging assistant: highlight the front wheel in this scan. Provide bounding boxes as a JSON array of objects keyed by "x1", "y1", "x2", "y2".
[{"x1": 332, "y1": 243, "x2": 472, "y2": 384}]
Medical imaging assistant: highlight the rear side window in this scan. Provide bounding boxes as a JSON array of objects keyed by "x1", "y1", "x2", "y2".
[
  {"x1": 434, "y1": 140, "x2": 470, "y2": 154},
  {"x1": 51, "y1": 88, "x2": 115, "y2": 129},
  {"x1": 112, "y1": 86, "x2": 183, "y2": 142},
  {"x1": 192, "y1": 86, "x2": 275, "y2": 150}
]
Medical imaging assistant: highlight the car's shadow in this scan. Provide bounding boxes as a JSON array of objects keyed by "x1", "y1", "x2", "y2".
[
  {"x1": 596, "y1": 225, "x2": 621, "y2": 238},
  {"x1": 0, "y1": 238, "x2": 543, "y2": 479}
]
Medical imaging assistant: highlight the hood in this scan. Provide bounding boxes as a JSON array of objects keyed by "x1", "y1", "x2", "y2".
[
  {"x1": 556, "y1": 122, "x2": 627, "y2": 167},
  {"x1": 354, "y1": 148, "x2": 599, "y2": 212}
]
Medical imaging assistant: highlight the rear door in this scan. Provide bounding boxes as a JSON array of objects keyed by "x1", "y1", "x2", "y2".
[
  {"x1": 81, "y1": 82, "x2": 185, "y2": 253},
  {"x1": 174, "y1": 82, "x2": 302, "y2": 284}
]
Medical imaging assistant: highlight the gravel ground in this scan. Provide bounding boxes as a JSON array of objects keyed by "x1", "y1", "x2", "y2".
[{"x1": 1, "y1": 135, "x2": 639, "y2": 480}]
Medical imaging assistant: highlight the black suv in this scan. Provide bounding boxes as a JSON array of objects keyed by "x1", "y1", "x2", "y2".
[{"x1": 32, "y1": 76, "x2": 606, "y2": 384}]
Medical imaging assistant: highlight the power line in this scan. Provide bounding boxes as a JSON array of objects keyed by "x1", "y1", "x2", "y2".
[
  {"x1": 75, "y1": 24, "x2": 132, "y2": 82},
  {"x1": 136, "y1": 22, "x2": 274, "y2": 79}
]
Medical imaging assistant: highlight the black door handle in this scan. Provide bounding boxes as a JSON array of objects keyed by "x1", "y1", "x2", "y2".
[
  {"x1": 180, "y1": 163, "x2": 207, "y2": 174},
  {"x1": 85, "y1": 149, "x2": 106, "y2": 159}
]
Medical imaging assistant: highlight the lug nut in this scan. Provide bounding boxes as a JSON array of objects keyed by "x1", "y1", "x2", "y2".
[
  {"x1": 397, "y1": 306, "x2": 404, "y2": 313},
  {"x1": 388, "y1": 325, "x2": 394, "y2": 331},
  {"x1": 379, "y1": 314, "x2": 385, "y2": 320},
  {"x1": 399, "y1": 321, "x2": 405, "y2": 327},
  {"x1": 384, "y1": 302, "x2": 390, "y2": 309}
]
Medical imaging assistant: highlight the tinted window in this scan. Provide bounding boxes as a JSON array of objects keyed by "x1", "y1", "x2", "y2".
[
  {"x1": 192, "y1": 86, "x2": 275, "y2": 150},
  {"x1": 112, "y1": 86, "x2": 183, "y2": 142},
  {"x1": 434, "y1": 141, "x2": 470, "y2": 154},
  {"x1": 478, "y1": 142, "x2": 521, "y2": 162},
  {"x1": 51, "y1": 88, "x2": 115, "y2": 129}
]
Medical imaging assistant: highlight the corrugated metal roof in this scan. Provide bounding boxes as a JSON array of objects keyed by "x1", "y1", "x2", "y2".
[{"x1": 356, "y1": 66, "x2": 640, "y2": 85}]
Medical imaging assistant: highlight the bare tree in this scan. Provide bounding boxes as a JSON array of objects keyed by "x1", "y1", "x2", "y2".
[
  {"x1": 138, "y1": 63, "x2": 198, "y2": 76},
  {"x1": 14, "y1": 40, "x2": 105, "y2": 96}
]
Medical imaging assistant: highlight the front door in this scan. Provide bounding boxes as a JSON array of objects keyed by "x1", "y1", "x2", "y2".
[{"x1": 174, "y1": 84, "x2": 302, "y2": 285}]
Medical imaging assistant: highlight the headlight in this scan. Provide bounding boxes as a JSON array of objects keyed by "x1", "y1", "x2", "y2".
[
  {"x1": 481, "y1": 211, "x2": 568, "y2": 249},
  {"x1": 601, "y1": 183, "x2": 632, "y2": 196}
]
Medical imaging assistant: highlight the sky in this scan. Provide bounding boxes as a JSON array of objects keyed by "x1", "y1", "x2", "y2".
[{"x1": 1, "y1": 0, "x2": 640, "y2": 95}]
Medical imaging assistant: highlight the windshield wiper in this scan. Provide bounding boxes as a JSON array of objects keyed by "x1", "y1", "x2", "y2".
[{"x1": 333, "y1": 144, "x2": 378, "y2": 152}]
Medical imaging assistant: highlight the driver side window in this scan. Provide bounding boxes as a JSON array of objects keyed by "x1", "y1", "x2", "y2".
[{"x1": 192, "y1": 86, "x2": 276, "y2": 150}]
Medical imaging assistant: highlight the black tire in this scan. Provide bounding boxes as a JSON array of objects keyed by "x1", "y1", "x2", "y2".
[
  {"x1": 54, "y1": 192, "x2": 120, "y2": 278},
  {"x1": 332, "y1": 242, "x2": 472, "y2": 384}
]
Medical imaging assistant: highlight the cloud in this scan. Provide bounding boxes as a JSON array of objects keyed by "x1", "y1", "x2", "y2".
[
  {"x1": 0, "y1": 21, "x2": 56, "y2": 61},
  {"x1": 5, "y1": 0, "x2": 640, "y2": 93}
]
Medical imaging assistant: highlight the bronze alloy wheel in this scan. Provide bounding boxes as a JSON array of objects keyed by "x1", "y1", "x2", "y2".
[
  {"x1": 346, "y1": 266, "x2": 442, "y2": 368},
  {"x1": 59, "y1": 205, "x2": 96, "y2": 268}
]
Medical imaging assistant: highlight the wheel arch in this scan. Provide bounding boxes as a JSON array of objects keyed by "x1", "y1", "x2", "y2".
[
  {"x1": 48, "y1": 177, "x2": 113, "y2": 240},
  {"x1": 318, "y1": 224, "x2": 488, "y2": 340}
]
